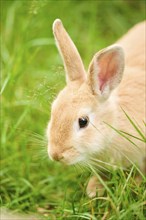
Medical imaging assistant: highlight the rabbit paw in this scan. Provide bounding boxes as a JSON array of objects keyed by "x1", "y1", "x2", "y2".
[{"x1": 86, "y1": 176, "x2": 105, "y2": 198}]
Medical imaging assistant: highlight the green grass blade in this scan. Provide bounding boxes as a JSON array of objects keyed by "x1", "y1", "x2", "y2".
[
  {"x1": 122, "y1": 108, "x2": 146, "y2": 142},
  {"x1": 7, "y1": 108, "x2": 29, "y2": 140},
  {"x1": 104, "y1": 122, "x2": 140, "y2": 149}
]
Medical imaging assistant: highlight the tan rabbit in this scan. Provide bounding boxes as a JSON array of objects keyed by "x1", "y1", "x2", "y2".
[{"x1": 47, "y1": 19, "x2": 146, "y2": 197}]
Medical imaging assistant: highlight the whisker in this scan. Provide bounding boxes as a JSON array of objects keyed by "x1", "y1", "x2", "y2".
[
  {"x1": 89, "y1": 160, "x2": 111, "y2": 173},
  {"x1": 90, "y1": 157, "x2": 123, "y2": 170},
  {"x1": 80, "y1": 160, "x2": 109, "y2": 178},
  {"x1": 80, "y1": 161, "x2": 90, "y2": 172},
  {"x1": 88, "y1": 162, "x2": 110, "y2": 179}
]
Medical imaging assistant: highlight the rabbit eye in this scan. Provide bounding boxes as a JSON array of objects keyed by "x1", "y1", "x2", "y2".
[{"x1": 79, "y1": 116, "x2": 89, "y2": 128}]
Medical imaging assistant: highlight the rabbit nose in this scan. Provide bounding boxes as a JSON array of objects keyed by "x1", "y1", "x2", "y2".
[{"x1": 50, "y1": 152, "x2": 64, "y2": 162}]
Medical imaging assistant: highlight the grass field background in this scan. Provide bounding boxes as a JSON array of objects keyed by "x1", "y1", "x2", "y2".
[{"x1": 1, "y1": 1, "x2": 146, "y2": 219}]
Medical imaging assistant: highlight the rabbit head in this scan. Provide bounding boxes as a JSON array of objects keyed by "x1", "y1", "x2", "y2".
[{"x1": 47, "y1": 19, "x2": 125, "y2": 165}]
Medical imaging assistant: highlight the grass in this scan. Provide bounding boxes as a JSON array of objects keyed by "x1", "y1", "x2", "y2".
[{"x1": 0, "y1": 1, "x2": 146, "y2": 219}]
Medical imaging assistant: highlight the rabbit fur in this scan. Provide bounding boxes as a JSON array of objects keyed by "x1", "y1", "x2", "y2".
[{"x1": 47, "y1": 19, "x2": 146, "y2": 196}]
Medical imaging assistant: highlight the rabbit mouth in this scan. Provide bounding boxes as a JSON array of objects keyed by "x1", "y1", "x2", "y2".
[
  {"x1": 60, "y1": 150, "x2": 86, "y2": 165},
  {"x1": 61, "y1": 156, "x2": 85, "y2": 165}
]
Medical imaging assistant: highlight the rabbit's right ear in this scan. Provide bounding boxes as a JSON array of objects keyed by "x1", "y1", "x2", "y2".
[
  {"x1": 88, "y1": 45, "x2": 125, "y2": 100},
  {"x1": 53, "y1": 19, "x2": 86, "y2": 84}
]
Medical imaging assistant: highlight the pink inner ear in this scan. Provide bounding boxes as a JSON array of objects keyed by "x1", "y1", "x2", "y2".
[{"x1": 98, "y1": 52, "x2": 118, "y2": 93}]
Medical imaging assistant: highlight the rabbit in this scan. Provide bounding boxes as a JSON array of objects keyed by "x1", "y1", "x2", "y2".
[{"x1": 47, "y1": 19, "x2": 146, "y2": 197}]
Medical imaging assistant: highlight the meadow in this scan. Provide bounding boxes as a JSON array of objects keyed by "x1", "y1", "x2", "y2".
[{"x1": 1, "y1": 1, "x2": 146, "y2": 219}]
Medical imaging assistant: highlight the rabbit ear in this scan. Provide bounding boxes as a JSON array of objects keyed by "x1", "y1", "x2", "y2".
[
  {"x1": 88, "y1": 45, "x2": 125, "y2": 100},
  {"x1": 53, "y1": 19, "x2": 86, "y2": 83}
]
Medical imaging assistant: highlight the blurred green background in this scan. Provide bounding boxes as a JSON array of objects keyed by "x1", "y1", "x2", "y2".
[{"x1": 1, "y1": 0, "x2": 145, "y2": 219}]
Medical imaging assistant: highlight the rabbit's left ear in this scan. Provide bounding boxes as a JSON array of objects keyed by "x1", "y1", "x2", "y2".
[
  {"x1": 53, "y1": 19, "x2": 86, "y2": 84},
  {"x1": 88, "y1": 45, "x2": 125, "y2": 100}
]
